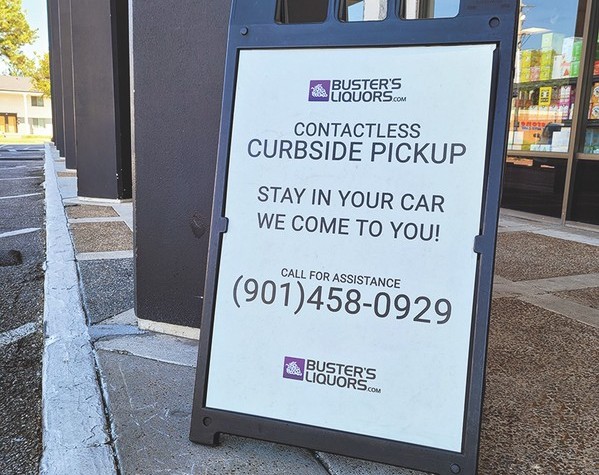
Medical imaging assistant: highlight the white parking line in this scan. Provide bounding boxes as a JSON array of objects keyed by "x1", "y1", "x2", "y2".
[
  {"x1": 0, "y1": 322, "x2": 37, "y2": 348},
  {"x1": 0, "y1": 177, "x2": 39, "y2": 181},
  {"x1": 0, "y1": 192, "x2": 42, "y2": 200},
  {"x1": 0, "y1": 228, "x2": 41, "y2": 239}
]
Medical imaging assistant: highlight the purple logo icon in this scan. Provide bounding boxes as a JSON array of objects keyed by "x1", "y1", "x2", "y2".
[
  {"x1": 283, "y1": 357, "x2": 305, "y2": 380},
  {"x1": 308, "y1": 80, "x2": 330, "y2": 102}
]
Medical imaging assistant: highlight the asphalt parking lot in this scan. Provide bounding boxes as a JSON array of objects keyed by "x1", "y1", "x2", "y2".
[{"x1": 0, "y1": 145, "x2": 45, "y2": 474}]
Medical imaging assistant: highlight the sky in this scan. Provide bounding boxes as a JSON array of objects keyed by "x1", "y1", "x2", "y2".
[
  {"x1": 0, "y1": 0, "x2": 48, "y2": 73},
  {"x1": 434, "y1": 0, "x2": 460, "y2": 18},
  {"x1": 22, "y1": 0, "x2": 49, "y2": 57}
]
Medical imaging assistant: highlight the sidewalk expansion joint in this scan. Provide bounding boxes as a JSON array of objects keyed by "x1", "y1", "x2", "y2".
[
  {"x1": 68, "y1": 217, "x2": 126, "y2": 224},
  {"x1": 76, "y1": 251, "x2": 134, "y2": 261},
  {"x1": 493, "y1": 272, "x2": 599, "y2": 329},
  {"x1": 499, "y1": 212, "x2": 599, "y2": 246},
  {"x1": 89, "y1": 324, "x2": 146, "y2": 342},
  {"x1": 519, "y1": 294, "x2": 599, "y2": 329},
  {"x1": 493, "y1": 273, "x2": 599, "y2": 298}
]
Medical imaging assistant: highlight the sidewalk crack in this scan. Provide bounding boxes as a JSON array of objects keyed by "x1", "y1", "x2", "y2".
[{"x1": 92, "y1": 350, "x2": 123, "y2": 475}]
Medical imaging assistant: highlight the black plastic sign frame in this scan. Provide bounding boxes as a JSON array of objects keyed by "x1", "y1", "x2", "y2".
[{"x1": 191, "y1": 2, "x2": 517, "y2": 474}]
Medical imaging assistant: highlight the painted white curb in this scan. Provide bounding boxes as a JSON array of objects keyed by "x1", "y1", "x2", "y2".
[{"x1": 40, "y1": 143, "x2": 117, "y2": 475}]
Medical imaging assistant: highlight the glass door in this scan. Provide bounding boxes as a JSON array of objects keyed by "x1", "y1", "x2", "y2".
[{"x1": 503, "y1": 0, "x2": 588, "y2": 218}]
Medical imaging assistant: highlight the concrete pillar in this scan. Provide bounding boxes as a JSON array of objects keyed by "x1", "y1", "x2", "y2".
[
  {"x1": 131, "y1": 0, "x2": 230, "y2": 332},
  {"x1": 58, "y1": 0, "x2": 77, "y2": 169},
  {"x1": 70, "y1": 0, "x2": 131, "y2": 199},
  {"x1": 46, "y1": 0, "x2": 65, "y2": 153}
]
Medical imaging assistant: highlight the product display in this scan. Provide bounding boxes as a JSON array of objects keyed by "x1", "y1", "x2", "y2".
[
  {"x1": 521, "y1": 49, "x2": 540, "y2": 68},
  {"x1": 584, "y1": 130, "x2": 599, "y2": 153},
  {"x1": 510, "y1": 6, "x2": 599, "y2": 158},
  {"x1": 519, "y1": 67, "x2": 531, "y2": 83},
  {"x1": 541, "y1": 32, "x2": 564, "y2": 53},
  {"x1": 540, "y1": 65, "x2": 552, "y2": 81},
  {"x1": 539, "y1": 86, "x2": 552, "y2": 106},
  {"x1": 559, "y1": 85, "x2": 575, "y2": 121},
  {"x1": 510, "y1": 30, "x2": 587, "y2": 153},
  {"x1": 587, "y1": 83, "x2": 599, "y2": 121},
  {"x1": 562, "y1": 37, "x2": 582, "y2": 63},
  {"x1": 516, "y1": 37, "x2": 582, "y2": 84},
  {"x1": 550, "y1": 127, "x2": 571, "y2": 153},
  {"x1": 552, "y1": 55, "x2": 563, "y2": 79},
  {"x1": 586, "y1": 37, "x2": 599, "y2": 154}
]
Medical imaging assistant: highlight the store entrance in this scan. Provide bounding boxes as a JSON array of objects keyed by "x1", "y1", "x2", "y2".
[{"x1": 0, "y1": 113, "x2": 18, "y2": 134}]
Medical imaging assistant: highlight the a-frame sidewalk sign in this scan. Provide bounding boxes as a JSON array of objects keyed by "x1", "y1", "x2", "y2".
[{"x1": 191, "y1": 2, "x2": 518, "y2": 474}]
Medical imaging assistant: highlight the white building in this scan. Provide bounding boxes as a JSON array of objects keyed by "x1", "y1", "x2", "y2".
[{"x1": 0, "y1": 75, "x2": 53, "y2": 137}]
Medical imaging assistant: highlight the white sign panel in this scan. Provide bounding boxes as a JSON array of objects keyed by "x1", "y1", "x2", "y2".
[{"x1": 206, "y1": 44, "x2": 495, "y2": 452}]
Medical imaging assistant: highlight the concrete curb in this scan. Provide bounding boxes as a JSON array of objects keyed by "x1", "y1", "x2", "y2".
[{"x1": 40, "y1": 144, "x2": 117, "y2": 474}]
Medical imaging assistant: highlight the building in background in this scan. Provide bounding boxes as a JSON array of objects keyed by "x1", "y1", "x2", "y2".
[{"x1": 0, "y1": 75, "x2": 53, "y2": 137}]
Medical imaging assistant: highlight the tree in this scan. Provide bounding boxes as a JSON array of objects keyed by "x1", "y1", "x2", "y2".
[
  {"x1": 0, "y1": 0, "x2": 37, "y2": 76},
  {"x1": 30, "y1": 52, "x2": 50, "y2": 97}
]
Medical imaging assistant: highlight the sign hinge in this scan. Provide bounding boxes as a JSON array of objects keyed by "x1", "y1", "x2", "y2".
[
  {"x1": 219, "y1": 217, "x2": 229, "y2": 233},
  {"x1": 473, "y1": 234, "x2": 486, "y2": 254}
]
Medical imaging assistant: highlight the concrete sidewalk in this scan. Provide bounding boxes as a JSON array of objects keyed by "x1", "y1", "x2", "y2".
[{"x1": 41, "y1": 144, "x2": 598, "y2": 475}]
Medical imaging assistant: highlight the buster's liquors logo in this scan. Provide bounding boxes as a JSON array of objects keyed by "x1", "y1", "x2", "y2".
[
  {"x1": 283, "y1": 357, "x2": 305, "y2": 380},
  {"x1": 308, "y1": 80, "x2": 331, "y2": 102},
  {"x1": 308, "y1": 78, "x2": 405, "y2": 103},
  {"x1": 282, "y1": 356, "x2": 381, "y2": 394}
]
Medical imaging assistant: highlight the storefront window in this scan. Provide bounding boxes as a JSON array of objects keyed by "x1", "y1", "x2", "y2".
[
  {"x1": 508, "y1": 0, "x2": 586, "y2": 153},
  {"x1": 583, "y1": 32, "x2": 599, "y2": 154}
]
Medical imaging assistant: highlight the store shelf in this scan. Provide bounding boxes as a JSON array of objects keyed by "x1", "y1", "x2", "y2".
[
  {"x1": 577, "y1": 153, "x2": 599, "y2": 160},
  {"x1": 514, "y1": 77, "x2": 578, "y2": 89},
  {"x1": 506, "y1": 150, "x2": 569, "y2": 159}
]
